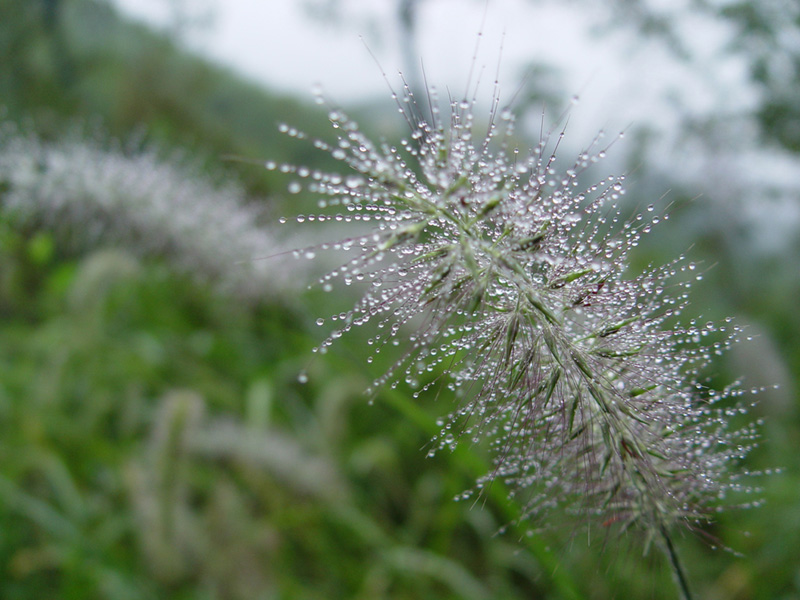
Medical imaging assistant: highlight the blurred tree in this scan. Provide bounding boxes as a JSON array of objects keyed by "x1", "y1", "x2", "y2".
[
  {"x1": 305, "y1": 0, "x2": 800, "y2": 151},
  {"x1": 398, "y1": 0, "x2": 422, "y2": 95},
  {"x1": 302, "y1": 0, "x2": 566, "y2": 110},
  {"x1": 563, "y1": 0, "x2": 800, "y2": 152},
  {"x1": 160, "y1": 0, "x2": 217, "y2": 42},
  {"x1": 0, "y1": 0, "x2": 75, "y2": 115},
  {"x1": 303, "y1": 0, "x2": 423, "y2": 87}
]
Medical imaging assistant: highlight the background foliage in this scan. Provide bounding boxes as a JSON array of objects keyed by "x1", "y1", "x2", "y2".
[{"x1": 1, "y1": 0, "x2": 797, "y2": 598}]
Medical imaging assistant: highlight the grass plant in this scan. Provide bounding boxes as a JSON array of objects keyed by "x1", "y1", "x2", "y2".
[{"x1": 271, "y1": 69, "x2": 761, "y2": 599}]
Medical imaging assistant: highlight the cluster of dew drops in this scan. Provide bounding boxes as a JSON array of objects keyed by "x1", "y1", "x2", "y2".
[
  {"x1": 265, "y1": 85, "x2": 715, "y2": 397},
  {"x1": 262, "y1": 79, "x2": 772, "y2": 523}
]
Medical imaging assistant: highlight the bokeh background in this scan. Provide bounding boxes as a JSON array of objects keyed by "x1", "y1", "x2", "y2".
[{"x1": 1, "y1": 1, "x2": 798, "y2": 598}]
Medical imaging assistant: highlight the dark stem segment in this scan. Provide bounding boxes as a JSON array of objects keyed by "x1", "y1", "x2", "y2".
[{"x1": 660, "y1": 524, "x2": 693, "y2": 600}]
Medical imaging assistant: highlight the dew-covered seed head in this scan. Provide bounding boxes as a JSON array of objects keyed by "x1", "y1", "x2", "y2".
[{"x1": 274, "y1": 76, "x2": 758, "y2": 539}]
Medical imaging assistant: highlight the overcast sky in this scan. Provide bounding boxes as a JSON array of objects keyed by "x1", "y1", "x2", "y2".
[
  {"x1": 113, "y1": 0, "x2": 597, "y2": 98},
  {"x1": 111, "y1": 0, "x2": 755, "y2": 147}
]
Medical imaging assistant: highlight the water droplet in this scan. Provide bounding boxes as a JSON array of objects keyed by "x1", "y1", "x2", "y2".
[
  {"x1": 297, "y1": 372, "x2": 308, "y2": 384},
  {"x1": 345, "y1": 175, "x2": 363, "y2": 188}
]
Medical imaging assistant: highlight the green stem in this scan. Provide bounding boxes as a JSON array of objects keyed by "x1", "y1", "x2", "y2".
[{"x1": 660, "y1": 524, "x2": 693, "y2": 600}]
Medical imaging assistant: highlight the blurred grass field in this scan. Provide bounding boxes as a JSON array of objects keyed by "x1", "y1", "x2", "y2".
[{"x1": 1, "y1": 1, "x2": 798, "y2": 598}]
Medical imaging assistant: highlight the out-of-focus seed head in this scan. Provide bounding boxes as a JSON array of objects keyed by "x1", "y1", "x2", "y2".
[{"x1": 0, "y1": 124, "x2": 300, "y2": 300}]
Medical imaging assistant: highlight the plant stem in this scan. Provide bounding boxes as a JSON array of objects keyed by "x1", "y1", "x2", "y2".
[{"x1": 660, "y1": 524, "x2": 693, "y2": 600}]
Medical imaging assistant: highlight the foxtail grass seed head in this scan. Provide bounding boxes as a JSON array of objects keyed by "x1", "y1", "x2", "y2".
[
  {"x1": 0, "y1": 124, "x2": 300, "y2": 301},
  {"x1": 272, "y1": 78, "x2": 759, "y2": 539}
]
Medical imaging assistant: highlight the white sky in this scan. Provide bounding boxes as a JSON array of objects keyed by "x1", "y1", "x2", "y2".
[
  {"x1": 110, "y1": 0, "x2": 755, "y2": 142},
  {"x1": 114, "y1": 0, "x2": 599, "y2": 100}
]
